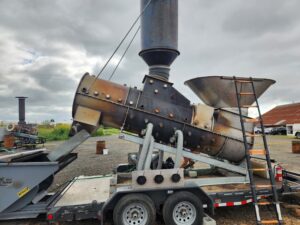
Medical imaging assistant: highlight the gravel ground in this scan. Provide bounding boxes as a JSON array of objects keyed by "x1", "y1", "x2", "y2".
[{"x1": 1, "y1": 135, "x2": 299, "y2": 225}]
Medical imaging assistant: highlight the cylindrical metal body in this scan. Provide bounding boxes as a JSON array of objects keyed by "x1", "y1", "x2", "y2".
[
  {"x1": 139, "y1": 0, "x2": 179, "y2": 80},
  {"x1": 71, "y1": 74, "x2": 254, "y2": 163},
  {"x1": 16, "y1": 97, "x2": 27, "y2": 125}
]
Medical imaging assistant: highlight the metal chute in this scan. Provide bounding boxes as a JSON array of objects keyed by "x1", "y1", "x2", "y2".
[{"x1": 185, "y1": 76, "x2": 275, "y2": 108}]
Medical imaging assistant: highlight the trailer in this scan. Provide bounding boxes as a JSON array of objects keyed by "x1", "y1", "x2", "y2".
[{"x1": 1, "y1": 130, "x2": 299, "y2": 225}]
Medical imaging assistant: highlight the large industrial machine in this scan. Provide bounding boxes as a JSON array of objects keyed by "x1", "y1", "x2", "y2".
[
  {"x1": 1, "y1": 1, "x2": 299, "y2": 225},
  {"x1": 1, "y1": 97, "x2": 45, "y2": 149}
]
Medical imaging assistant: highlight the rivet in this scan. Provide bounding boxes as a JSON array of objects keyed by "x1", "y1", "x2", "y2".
[
  {"x1": 93, "y1": 91, "x2": 99, "y2": 96},
  {"x1": 118, "y1": 98, "x2": 122, "y2": 102},
  {"x1": 82, "y1": 87, "x2": 88, "y2": 93},
  {"x1": 149, "y1": 79, "x2": 154, "y2": 84},
  {"x1": 154, "y1": 89, "x2": 158, "y2": 94},
  {"x1": 169, "y1": 113, "x2": 174, "y2": 118},
  {"x1": 163, "y1": 84, "x2": 168, "y2": 88},
  {"x1": 106, "y1": 94, "x2": 110, "y2": 99},
  {"x1": 129, "y1": 101, "x2": 133, "y2": 105},
  {"x1": 154, "y1": 108, "x2": 160, "y2": 113}
]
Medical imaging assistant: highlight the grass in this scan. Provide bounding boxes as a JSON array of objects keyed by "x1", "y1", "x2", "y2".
[{"x1": 38, "y1": 124, "x2": 119, "y2": 141}]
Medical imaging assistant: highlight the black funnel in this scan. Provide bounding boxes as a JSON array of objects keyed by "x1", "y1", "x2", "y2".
[
  {"x1": 139, "y1": 0, "x2": 179, "y2": 80},
  {"x1": 16, "y1": 96, "x2": 28, "y2": 125}
]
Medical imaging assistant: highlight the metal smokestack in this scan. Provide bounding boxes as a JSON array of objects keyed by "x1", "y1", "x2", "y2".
[
  {"x1": 16, "y1": 96, "x2": 27, "y2": 125},
  {"x1": 139, "y1": 0, "x2": 179, "y2": 80}
]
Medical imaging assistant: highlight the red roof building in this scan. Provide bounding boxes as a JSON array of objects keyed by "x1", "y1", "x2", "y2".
[{"x1": 262, "y1": 102, "x2": 300, "y2": 126}]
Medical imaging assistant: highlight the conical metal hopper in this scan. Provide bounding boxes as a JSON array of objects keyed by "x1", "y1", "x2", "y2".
[{"x1": 185, "y1": 76, "x2": 275, "y2": 108}]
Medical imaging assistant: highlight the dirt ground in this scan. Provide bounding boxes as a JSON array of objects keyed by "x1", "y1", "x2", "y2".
[{"x1": 1, "y1": 135, "x2": 300, "y2": 225}]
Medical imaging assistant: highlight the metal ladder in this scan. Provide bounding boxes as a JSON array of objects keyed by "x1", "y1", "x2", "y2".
[{"x1": 233, "y1": 76, "x2": 283, "y2": 225}]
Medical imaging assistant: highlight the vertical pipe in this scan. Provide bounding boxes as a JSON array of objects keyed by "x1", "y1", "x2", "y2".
[
  {"x1": 174, "y1": 130, "x2": 183, "y2": 168},
  {"x1": 139, "y1": 0, "x2": 179, "y2": 80},
  {"x1": 137, "y1": 123, "x2": 154, "y2": 170},
  {"x1": 16, "y1": 97, "x2": 27, "y2": 125},
  {"x1": 144, "y1": 137, "x2": 154, "y2": 170}
]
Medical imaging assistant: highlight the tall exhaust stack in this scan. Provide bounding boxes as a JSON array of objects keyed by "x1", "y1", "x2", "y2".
[
  {"x1": 16, "y1": 96, "x2": 27, "y2": 125},
  {"x1": 139, "y1": 0, "x2": 179, "y2": 81}
]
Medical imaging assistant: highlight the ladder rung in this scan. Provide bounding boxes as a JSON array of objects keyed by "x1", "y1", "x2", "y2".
[
  {"x1": 255, "y1": 184, "x2": 274, "y2": 188},
  {"x1": 243, "y1": 118, "x2": 260, "y2": 123},
  {"x1": 242, "y1": 105, "x2": 258, "y2": 108},
  {"x1": 235, "y1": 80, "x2": 252, "y2": 83},
  {"x1": 239, "y1": 92, "x2": 255, "y2": 95},
  {"x1": 249, "y1": 149, "x2": 266, "y2": 155},
  {"x1": 260, "y1": 220, "x2": 279, "y2": 224},
  {"x1": 250, "y1": 168, "x2": 269, "y2": 172},
  {"x1": 257, "y1": 200, "x2": 273, "y2": 205},
  {"x1": 246, "y1": 134, "x2": 262, "y2": 137}
]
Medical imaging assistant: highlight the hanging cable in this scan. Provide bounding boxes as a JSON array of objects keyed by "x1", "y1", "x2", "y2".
[
  {"x1": 108, "y1": 26, "x2": 140, "y2": 81},
  {"x1": 86, "y1": 0, "x2": 152, "y2": 91}
]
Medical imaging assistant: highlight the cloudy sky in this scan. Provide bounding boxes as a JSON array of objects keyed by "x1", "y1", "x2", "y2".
[{"x1": 0, "y1": 0, "x2": 299, "y2": 123}]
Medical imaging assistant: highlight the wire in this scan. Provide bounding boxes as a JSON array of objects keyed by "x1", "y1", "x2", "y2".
[
  {"x1": 87, "y1": 0, "x2": 152, "y2": 91},
  {"x1": 108, "y1": 26, "x2": 140, "y2": 81}
]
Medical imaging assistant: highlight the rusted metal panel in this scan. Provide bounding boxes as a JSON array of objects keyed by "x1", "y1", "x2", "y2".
[{"x1": 74, "y1": 106, "x2": 101, "y2": 127}]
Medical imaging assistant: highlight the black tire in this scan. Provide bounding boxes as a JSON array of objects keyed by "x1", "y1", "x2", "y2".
[
  {"x1": 163, "y1": 191, "x2": 203, "y2": 225},
  {"x1": 113, "y1": 194, "x2": 156, "y2": 225},
  {"x1": 296, "y1": 132, "x2": 300, "y2": 139}
]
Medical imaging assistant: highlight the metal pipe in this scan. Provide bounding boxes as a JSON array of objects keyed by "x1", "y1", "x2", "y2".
[
  {"x1": 139, "y1": 0, "x2": 179, "y2": 80},
  {"x1": 174, "y1": 130, "x2": 183, "y2": 168},
  {"x1": 144, "y1": 136, "x2": 154, "y2": 170},
  {"x1": 157, "y1": 150, "x2": 164, "y2": 169},
  {"x1": 137, "y1": 123, "x2": 153, "y2": 170},
  {"x1": 16, "y1": 97, "x2": 27, "y2": 125}
]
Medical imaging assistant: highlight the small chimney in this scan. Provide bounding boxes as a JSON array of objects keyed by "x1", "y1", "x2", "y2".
[
  {"x1": 16, "y1": 97, "x2": 28, "y2": 125},
  {"x1": 139, "y1": 0, "x2": 179, "y2": 81}
]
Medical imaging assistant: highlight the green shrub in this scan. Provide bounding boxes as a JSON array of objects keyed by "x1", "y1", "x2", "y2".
[{"x1": 38, "y1": 124, "x2": 120, "y2": 141}]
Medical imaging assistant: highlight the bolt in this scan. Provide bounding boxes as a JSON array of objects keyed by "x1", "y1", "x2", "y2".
[
  {"x1": 169, "y1": 113, "x2": 174, "y2": 118},
  {"x1": 129, "y1": 101, "x2": 133, "y2": 105},
  {"x1": 188, "y1": 131, "x2": 192, "y2": 136},
  {"x1": 93, "y1": 91, "x2": 99, "y2": 96},
  {"x1": 106, "y1": 94, "x2": 110, "y2": 99},
  {"x1": 154, "y1": 89, "x2": 158, "y2": 94},
  {"x1": 118, "y1": 98, "x2": 122, "y2": 102},
  {"x1": 149, "y1": 79, "x2": 154, "y2": 84},
  {"x1": 154, "y1": 108, "x2": 160, "y2": 113},
  {"x1": 163, "y1": 84, "x2": 168, "y2": 88}
]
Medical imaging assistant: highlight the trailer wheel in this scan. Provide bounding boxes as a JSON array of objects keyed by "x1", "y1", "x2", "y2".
[
  {"x1": 163, "y1": 191, "x2": 203, "y2": 225},
  {"x1": 113, "y1": 194, "x2": 156, "y2": 225}
]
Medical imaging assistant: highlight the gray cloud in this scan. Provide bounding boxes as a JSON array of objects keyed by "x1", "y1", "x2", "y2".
[{"x1": 0, "y1": 0, "x2": 299, "y2": 123}]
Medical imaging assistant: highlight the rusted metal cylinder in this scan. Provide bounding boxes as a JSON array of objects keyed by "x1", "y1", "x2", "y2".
[
  {"x1": 71, "y1": 74, "x2": 255, "y2": 163},
  {"x1": 96, "y1": 140, "x2": 106, "y2": 154},
  {"x1": 292, "y1": 141, "x2": 300, "y2": 154}
]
